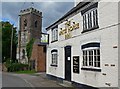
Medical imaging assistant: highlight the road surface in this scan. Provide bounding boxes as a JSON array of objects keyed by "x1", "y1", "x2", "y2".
[
  {"x1": 2, "y1": 72, "x2": 63, "y2": 88},
  {"x1": 2, "y1": 72, "x2": 33, "y2": 87}
]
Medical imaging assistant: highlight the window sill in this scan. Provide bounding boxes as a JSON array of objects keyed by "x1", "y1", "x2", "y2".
[
  {"x1": 81, "y1": 26, "x2": 99, "y2": 33},
  {"x1": 50, "y1": 64, "x2": 58, "y2": 67},
  {"x1": 81, "y1": 67, "x2": 101, "y2": 72},
  {"x1": 51, "y1": 40, "x2": 58, "y2": 43}
]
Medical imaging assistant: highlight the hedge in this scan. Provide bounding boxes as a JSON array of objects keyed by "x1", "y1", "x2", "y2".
[{"x1": 7, "y1": 63, "x2": 29, "y2": 72}]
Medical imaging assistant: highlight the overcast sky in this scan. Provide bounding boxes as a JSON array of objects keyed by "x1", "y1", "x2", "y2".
[{"x1": 1, "y1": 2, "x2": 74, "y2": 32}]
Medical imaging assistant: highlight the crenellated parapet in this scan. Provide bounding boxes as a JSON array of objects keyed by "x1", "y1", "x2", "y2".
[{"x1": 19, "y1": 7, "x2": 42, "y2": 16}]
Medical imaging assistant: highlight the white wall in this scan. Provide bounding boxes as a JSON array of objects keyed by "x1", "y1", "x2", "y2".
[
  {"x1": 47, "y1": 1, "x2": 119, "y2": 88},
  {"x1": 118, "y1": 1, "x2": 120, "y2": 89}
]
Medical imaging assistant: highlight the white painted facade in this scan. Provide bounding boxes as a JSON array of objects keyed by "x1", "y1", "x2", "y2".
[
  {"x1": 47, "y1": 1, "x2": 120, "y2": 88},
  {"x1": 118, "y1": 2, "x2": 120, "y2": 88}
]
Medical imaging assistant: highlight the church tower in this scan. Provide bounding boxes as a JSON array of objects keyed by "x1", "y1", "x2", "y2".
[{"x1": 17, "y1": 7, "x2": 42, "y2": 64}]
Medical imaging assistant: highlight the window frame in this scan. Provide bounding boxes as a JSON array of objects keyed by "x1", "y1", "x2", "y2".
[
  {"x1": 51, "y1": 50, "x2": 58, "y2": 67},
  {"x1": 81, "y1": 42, "x2": 101, "y2": 72},
  {"x1": 82, "y1": 8, "x2": 99, "y2": 33},
  {"x1": 51, "y1": 26, "x2": 58, "y2": 43}
]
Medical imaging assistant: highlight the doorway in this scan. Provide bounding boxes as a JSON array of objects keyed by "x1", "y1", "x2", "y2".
[{"x1": 64, "y1": 45, "x2": 71, "y2": 81}]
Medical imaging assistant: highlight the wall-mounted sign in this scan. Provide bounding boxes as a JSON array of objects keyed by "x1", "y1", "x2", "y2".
[
  {"x1": 73, "y1": 56, "x2": 79, "y2": 73},
  {"x1": 59, "y1": 19, "x2": 79, "y2": 40},
  {"x1": 40, "y1": 33, "x2": 49, "y2": 44}
]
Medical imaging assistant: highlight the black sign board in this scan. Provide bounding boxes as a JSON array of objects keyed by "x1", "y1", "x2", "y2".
[{"x1": 73, "y1": 56, "x2": 79, "y2": 73}]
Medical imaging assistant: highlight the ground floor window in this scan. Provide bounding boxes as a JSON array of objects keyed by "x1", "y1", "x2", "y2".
[
  {"x1": 51, "y1": 49, "x2": 58, "y2": 67},
  {"x1": 83, "y1": 49, "x2": 100, "y2": 67},
  {"x1": 81, "y1": 42, "x2": 100, "y2": 69}
]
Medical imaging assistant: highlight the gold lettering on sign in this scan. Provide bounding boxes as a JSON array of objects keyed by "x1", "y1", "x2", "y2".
[
  {"x1": 59, "y1": 20, "x2": 80, "y2": 40},
  {"x1": 65, "y1": 21, "x2": 71, "y2": 26},
  {"x1": 65, "y1": 33, "x2": 72, "y2": 39}
]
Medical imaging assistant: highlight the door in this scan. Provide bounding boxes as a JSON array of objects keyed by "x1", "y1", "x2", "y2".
[{"x1": 64, "y1": 46, "x2": 71, "y2": 81}]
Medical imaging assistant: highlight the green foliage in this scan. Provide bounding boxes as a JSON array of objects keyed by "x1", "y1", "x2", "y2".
[
  {"x1": 15, "y1": 70, "x2": 36, "y2": 74},
  {"x1": 26, "y1": 38, "x2": 35, "y2": 59},
  {"x1": 4, "y1": 58, "x2": 26, "y2": 72},
  {"x1": 4, "y1": 58, "x2": 13, "y2": 68},
  {"x1": 1, "y1": 21, "x2": 17, "y2": 62},
  {"x1": 7, "y1": 63, "x2": 29, "y2": 72}
]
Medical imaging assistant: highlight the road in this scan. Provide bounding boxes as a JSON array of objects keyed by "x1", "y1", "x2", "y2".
[
  {"x1": 2, "y1": 72, "x2": 33, "y2": 87},
  {"x1": 2, "y1": 72, "x2": 63, "y2": 88}
]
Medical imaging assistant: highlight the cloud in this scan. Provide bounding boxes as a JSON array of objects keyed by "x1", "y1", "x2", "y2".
[
  {"x1": 2, "y1": 2, "x2": 74, "y2": 32},
  {"x1": 1, "y1": 0, "x2": 74, "y2": 2}
]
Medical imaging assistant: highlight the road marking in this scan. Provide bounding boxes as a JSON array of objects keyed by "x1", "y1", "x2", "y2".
[
  {"x1": 14, "y1": 74, "x2": 36, "y2": 89},
  {"x1": 21, "y1": 77, "x2": 35, "y2": 88}
]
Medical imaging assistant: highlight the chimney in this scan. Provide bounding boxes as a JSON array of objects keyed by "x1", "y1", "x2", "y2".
[{"x1": 74, "y1": 0, "x2": 84, "y2": 7}]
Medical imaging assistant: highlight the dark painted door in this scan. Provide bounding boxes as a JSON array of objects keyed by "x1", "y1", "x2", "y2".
[{"x1": 64, "y1": 46, "x2": 71, "y2": 81}]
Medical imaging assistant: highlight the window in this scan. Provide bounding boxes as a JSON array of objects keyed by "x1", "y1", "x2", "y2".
[
  {"x1": 82, "y1": 49, "x2": 100, "y2": 68},
  {"x1": 35, "y1": 21, "x2": 37, "y2": 28},
  {"x1": 81, "y1": 42, "x2": 101, "y2": 71},
  {"x1": 83, "y1": 9, "x2": 98, "y2": 32},
  {"x1": 24, "y1": 19, "x2": 27, "y2": 29},
  {"x1": 81, "y1": 3, "x2": 99, "y2": 33},
  {"x1": 94, "y1": 49, "x2": 100, "y2": 67},
  {"x1": 22, "y1": 49, "x2": 25, "y2": 59},
  {"x1": 83, "y1": 50, "x2": 88, "y2": 66},
  {"x1": 51, "y1": 26, "x2": 58, "y2": 42},
  {"x1": 24, "y1": 19, "x2": 27, "y2": 26},
  {"x1": 51, "y1": 50, "x2": 58, "y2": 67}
]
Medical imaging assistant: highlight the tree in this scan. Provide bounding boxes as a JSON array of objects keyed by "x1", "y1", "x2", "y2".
[{"x1": 1, "y1": 21, "x2": 18, "y2": 62}]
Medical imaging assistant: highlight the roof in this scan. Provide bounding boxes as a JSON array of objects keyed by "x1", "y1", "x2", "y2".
[{"x1": 46, "y1": 2, "x2": 90, "y2": 30}]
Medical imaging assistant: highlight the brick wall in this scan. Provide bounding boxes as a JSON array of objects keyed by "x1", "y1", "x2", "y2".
[{"x1": 31, "y1": 44, "x2": 46, "y2": 72}]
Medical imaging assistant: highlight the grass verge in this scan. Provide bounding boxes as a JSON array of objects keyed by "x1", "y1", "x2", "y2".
[{"x1": 15, "y1": 70, "x2": 36, "y2": 74}]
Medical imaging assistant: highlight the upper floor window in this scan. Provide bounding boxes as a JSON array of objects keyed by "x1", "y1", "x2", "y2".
[
  {"x1": 24, "y1": 19, "x2": 27, "y2": 29},
  {"x1": 35, "y1": 21, "x2": 37, "y2": 28},
  {"x1": 81, "y1": 3, "x2": 99, "y2": 33},
  {"x1": 51, "y1": 26, "x2": 58, "y2": 42}
]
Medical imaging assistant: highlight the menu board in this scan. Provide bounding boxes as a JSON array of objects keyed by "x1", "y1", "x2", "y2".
[{"x1": 73, "y1": 56, "x2": 79, "y2": 73}]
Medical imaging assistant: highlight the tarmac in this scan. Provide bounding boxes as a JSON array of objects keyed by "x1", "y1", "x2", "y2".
[
  {"x1": 11, "y1": 72, "x2": 74, "y2": 88},
  {"x1": 31, "y1": 72, "x2": 74, "y2": 88}
]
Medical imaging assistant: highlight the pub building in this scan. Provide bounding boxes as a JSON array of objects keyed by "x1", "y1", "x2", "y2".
[{"x1": 46, "y1": 0, "x2": 120, "y2": 88}]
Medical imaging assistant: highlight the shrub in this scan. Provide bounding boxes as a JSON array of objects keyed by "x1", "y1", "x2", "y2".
[
  {"x1": 4, "y1": 58, "x2": 13, "y2": 69},
  {"x1": 7, "y1": 63, "x2": 29, "y2": 72}
]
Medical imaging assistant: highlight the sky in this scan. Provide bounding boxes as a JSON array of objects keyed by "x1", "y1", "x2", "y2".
[{"x1": 1, "y1": 1, "x2": 74, "y2": 33}]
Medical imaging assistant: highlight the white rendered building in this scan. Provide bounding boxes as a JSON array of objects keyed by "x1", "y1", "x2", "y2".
[{"x1": 46, "y1": 1, "x2": 120, "y2": 88}]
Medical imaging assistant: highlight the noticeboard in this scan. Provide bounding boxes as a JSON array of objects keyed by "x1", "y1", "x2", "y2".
[{"x1": 73, "y1": 56, "x2": 79, "y2": 73}]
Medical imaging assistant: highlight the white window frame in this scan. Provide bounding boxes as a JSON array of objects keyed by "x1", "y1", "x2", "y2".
[
  {"x1": 83, "y1": 8, "x2": 98, "y2": 31},
  {"x1": 51, "y1": 27, "x2": 58, "y2": 42},
  {"x1": 82, "y1": 47, "x2": 100, "y2": 69},
  {"x1": 51, "y1": 51, "x2": 58, "y2": 66}
]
